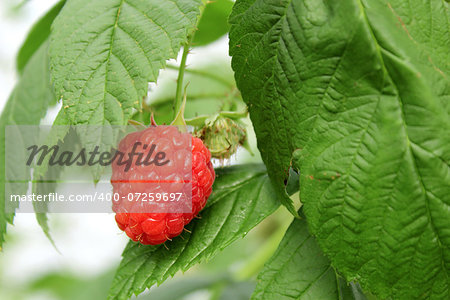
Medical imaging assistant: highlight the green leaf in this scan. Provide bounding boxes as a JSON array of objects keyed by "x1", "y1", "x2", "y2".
[
  {"x1": 32, "y1": 148, "x2": 69, "y2": 250},
  {"x1": 0, "y1": 41, "x2": 56, "y2": 248},
  {"x1": 49, "y1": 0, "x2": 203, "y2": 126},
  {"x1": 193, "y1": 0, "x2": 233, "y2": 46},
  {"x1": 34, "y1": 213, "x2": 58, "y2": 250},
  {"x1": 32, "y1": 110, "x2": 71, "y2": 181},
  {"x1": 16, "y1": 0, "x2": 66, "y2": 74},
  {"x1": 230, "y1": 0, "x2": 449, "y2": 298},
  {"x1": 251, "y1": 212, "x2": 367, "y2": 300},
  {"x1": 30, "y1": 89, "x2": 71, "y2": 250},
  {"x1": 230, "y1": 0, "x2": 300, "y2": 217},
  {"x1": 108, "y1": 164, "x2": 280, "y2": 299}
]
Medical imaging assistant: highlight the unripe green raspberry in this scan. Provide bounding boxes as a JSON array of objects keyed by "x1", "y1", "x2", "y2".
[{"x1": 196, "y1": 116, "x2": 246, "y2": 159}]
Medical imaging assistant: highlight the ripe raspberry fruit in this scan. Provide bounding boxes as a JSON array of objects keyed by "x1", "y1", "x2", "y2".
[{"x1": 111, "y1": 126, "x2": 215, "y2": 245}]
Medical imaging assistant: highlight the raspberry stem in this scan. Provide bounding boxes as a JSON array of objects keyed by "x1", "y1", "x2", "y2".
[
  {"x1": 172, "y1": 1, "x2": 209, "y2": 119},
  {"x1": 166, "y1": 64, "x2": 233, "y2": 88},
  {"x1": 173, "y1": 40, "x2": 191, "y2": 119}
]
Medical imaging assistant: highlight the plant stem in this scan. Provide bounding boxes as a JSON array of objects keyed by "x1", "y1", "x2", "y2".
[
  {"x1": 172, "y1": 0, "x2": 210, "y2": 119},
  {"x1": 173, "y1": 41, "x2": 191, "y2": 119},
  {"x1": 166, "y1": 64, "x2": 234, "y2": 88},
  {"x1": 171, "y1": 0, "x2": 211, "y2": 119}
]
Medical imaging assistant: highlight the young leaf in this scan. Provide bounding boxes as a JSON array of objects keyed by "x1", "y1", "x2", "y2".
[
  {"x1": 16, "y1": 0, "x2": 66, "y2": 74},
  {"x1": 193, "y1": 0, "x2": 234, "y2": 46},
  {"x1": 108, "y1": 164, "x2": 280, "y2": 299},
  {"x1": 251, "y1": 212, "x2": 366, "y2": 300},
  {"x1": 230, "y1": 0, "x2": 449, "y2": 298},
  {"x1": 0, "y1": 41, "x2": 56, "y2": 248},
  {"x1": 49, "y1": 0, "x2": 203, "y2": 126}
]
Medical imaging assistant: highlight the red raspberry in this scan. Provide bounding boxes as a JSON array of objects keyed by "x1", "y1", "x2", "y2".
[{"x1": 111, "y1": 126, "x2": 215, "y2": 245}]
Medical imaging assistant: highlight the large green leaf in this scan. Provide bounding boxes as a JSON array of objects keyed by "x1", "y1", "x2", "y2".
[
  {"x1": 16, "y1": 0, "x2": 66, "y2": 74},
  {"x1": 49, "y1": 0, "x2": 203, "y2": 125},
  {"x1": 230, "y1": 0, "x2": 449, "y2": 298},
  {"x1": 252, "y1": 212, "x2": 367, "y2": 300},
  {"x1": 108, "y1": 164, "x2": 280, "y2": 299},
  {"x1": 0, "y1": 42, "x2": 56, "y2": 248}
]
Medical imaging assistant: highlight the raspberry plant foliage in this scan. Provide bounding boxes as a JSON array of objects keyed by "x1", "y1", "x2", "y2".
[
  {"x1": 0, "y1": 41, "x2": 58, "y2": 247},
  {"x1": 0, "y1": 0, "x2": 448, "y2": 299},
  {"x1": 50, "y1": 0, "x2": 202, "y2": 125},
  {"x1": 230, "y1": 0, "x2": 449, "y2": 298},
  {"x1": 252, "y1": 212, "x2": 366, "y2": 300}
]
